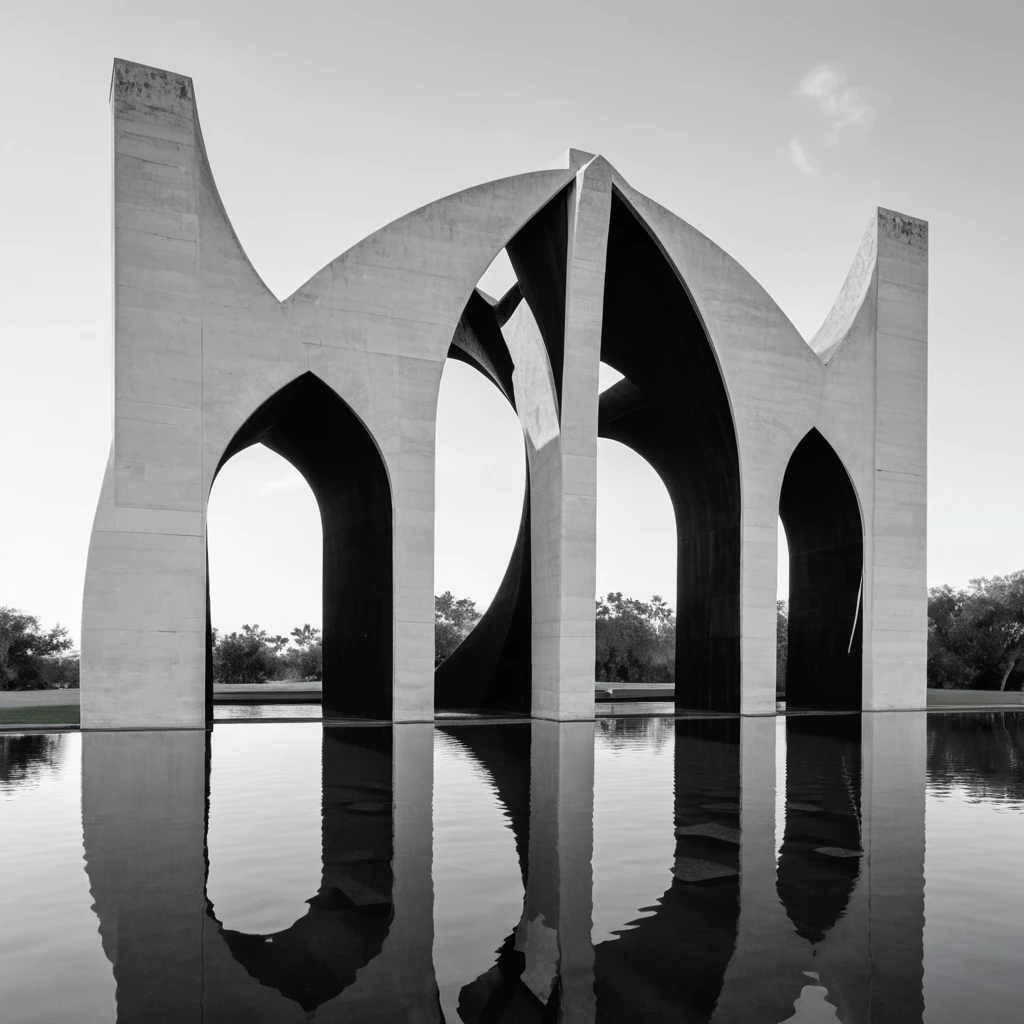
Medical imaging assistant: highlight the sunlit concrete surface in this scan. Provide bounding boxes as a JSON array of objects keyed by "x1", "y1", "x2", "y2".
[{"x1": 82, "y1": 59, "x2": 927, "y2": 729}]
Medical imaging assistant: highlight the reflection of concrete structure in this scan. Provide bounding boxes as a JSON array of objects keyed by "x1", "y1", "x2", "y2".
[
  {"x1": 583, "y1": 713, "x2": 926, "y2": 1023},
  {"x1": 82, "y1": 724, "x2": 439, "y2": 1022},
  {"x1": 594, "y1": 719, "x2": 742, "y2": 1022},
  {"x1": 711, "y1": 713, "x2": 926, "y2": 1024},
  {"x1": 444, "y1": 721, "x2": 596, "y2": 1023},
  {"x1": 79, "y1": 713, "x2": 927, "y2": 1021},
  {"x1": 83, "y1": 58, "x2": 927, "y2": 728},
  {"x1": 516, "y1": 720, "x2": 596, "y2": 1022}
]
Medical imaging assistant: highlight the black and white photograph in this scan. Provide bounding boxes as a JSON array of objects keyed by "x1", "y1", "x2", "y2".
[{"x1": 2, "y1": 2, "x2": 1022, "y2": 1021}]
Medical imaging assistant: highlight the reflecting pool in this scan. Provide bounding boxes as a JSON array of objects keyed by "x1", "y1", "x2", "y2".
[{"x1": 1, "y1": 712, "x2": 1021, "y2": 1022}]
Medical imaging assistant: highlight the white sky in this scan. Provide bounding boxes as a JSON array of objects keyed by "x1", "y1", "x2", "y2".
[{"x1": 2, "y1": 0, "x2": 1022, "y2": 641}]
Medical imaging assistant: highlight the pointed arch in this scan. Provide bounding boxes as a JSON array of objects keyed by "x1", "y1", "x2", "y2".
[
  {"x1": 599, "y1": 190, "x2": 742, "y2": 712},
  {"x1": 779, "y1": 428, "x2": 864, "y2": 709},
  {"x1": 209, "y1": 372, "x2": 393, "y2": 720}
]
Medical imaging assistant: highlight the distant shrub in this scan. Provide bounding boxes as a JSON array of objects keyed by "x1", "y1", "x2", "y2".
[
  {"x1": 0, "y1": 608, "x2": 75, "y2": 691},
  {"x1": 595, "y1": 593, "x2": 675, "y2": 686},
  {"x1": 212, "y1": 624, "x2": 283, "y2": 685},
  {"x1": 928, "y1": 574, "x2": 1024, "y2": 691}
]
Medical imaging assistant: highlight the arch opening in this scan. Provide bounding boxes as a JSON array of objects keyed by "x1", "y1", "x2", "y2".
[
  {"x1": 207, "y1": 445, "x2": 322, "y2": 700},
  {"x1": 431, "y1": 182, "x2": 573, "y2": 716},
  {"x1": 600, "y1": 191, "x2": 742, "y2": 712},
  {"x1": 596, "y1": 434, "x2": 677, "y2": 690},
  {"x1": 209, "y1": 372, "x2": 393, "y2": 720},
  {"x1": 433, "y1": 350, "x2": 529, "y2": 713},
  {"x1": 778, "y1": 429, "x2": 863, "y2": 710}
]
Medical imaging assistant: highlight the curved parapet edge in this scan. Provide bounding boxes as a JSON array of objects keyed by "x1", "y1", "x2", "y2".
[{"x1": 810, "y1": 212, "x2": 879, "y2": 365}]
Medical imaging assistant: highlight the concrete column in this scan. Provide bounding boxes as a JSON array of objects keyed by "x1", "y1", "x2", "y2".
[
  {"x1": 82, "y1": 62, "x2": 207, "y2": 729},
  {"x1": 516, "y1": 719, "x2": 596, "y2": 1022},
  {"x1": 506, "y1": 158, "x2": 611, "y2": 721},
  {"x1": 865, "y1": 211, "x2": 928, "y2": 710}
]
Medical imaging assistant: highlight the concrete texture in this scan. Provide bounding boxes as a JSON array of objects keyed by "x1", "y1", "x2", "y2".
[{"x1": 82, "y1": 58, "x2": 927, "y2": 728}]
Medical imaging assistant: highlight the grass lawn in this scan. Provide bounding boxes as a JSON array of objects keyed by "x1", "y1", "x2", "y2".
[{"x1": 0, "y1": 705, "x2": 80, "y2": 727}]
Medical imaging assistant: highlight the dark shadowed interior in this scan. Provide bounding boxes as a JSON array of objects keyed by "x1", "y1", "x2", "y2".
[
  {"x1": 599, "y1": 191, "x2": 742, "y2": 712},
  {"x1": 506, "y1": 186, "x2": 570, "y2": 410},
  {"x1": 210, "y1": 372, "x2": 393, "y2": 720},
  {"x1": 779, "y1": 429, "x2": 864, "y2": 710}
]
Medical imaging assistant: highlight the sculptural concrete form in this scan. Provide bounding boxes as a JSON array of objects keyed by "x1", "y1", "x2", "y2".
[{"x1": 82, "y1": 59, "x2": 928, "y2": 728}]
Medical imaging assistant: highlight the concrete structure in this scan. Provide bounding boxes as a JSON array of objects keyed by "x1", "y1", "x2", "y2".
[{"x1": 82, "y1": 58, "x2": 927, "y2": 728}]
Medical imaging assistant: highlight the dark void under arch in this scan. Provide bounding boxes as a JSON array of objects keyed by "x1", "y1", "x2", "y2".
[
  {"x1": 599, "y1": 191, "x2": 742, "y2": 712},
  {"x1": 210, "y1": 372, "x2": 393, "y2": 720},
  {"x1": 779, "y1": 429, "x2": 863, "y2": 710}
]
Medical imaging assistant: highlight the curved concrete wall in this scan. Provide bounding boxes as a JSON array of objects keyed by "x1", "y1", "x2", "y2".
[{"x1": 82, "y1": 59, "x2": 927, "y2": 727}]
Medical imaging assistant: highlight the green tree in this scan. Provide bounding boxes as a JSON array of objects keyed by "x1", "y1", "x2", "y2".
[
  {"x1": 980, "y1": 573, "x2": 1024, "y2": 690},
  {"x1": 927, "y1": 572, "x2": 1024, "y2": 691},
  {"x1": 212, "y1": 624, "x2": 281, "y2": 685},
  {"x1": 290, "y1": 623, "x2": 321, "y2": 648},
  {"x1": 435, "y1": 592, "x2": 481, "y2": 665},
  {"x1": 282, "y1": 623, "x2": 323, "y2": 681},
  {"x1": 0, "y1": 608, "x2": 75, "y2": 691},
  {"x1": 595, "y1": 593, "x2": 676, "y2": 686}
]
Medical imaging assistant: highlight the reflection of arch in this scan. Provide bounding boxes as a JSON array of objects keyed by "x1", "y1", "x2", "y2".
[
  {"x1": 775, "y1": 716, "x2": 862, "y2": 947},
  {"x1": 437, "y1": 725, "x2": 542, "y2": 1022},
  {"x1": 210, "y1": 373, "x2": 393, "y2": 720},
  {"x1": 779, "y1": 429, "x2": 863, "y2": 710},
  {"x1": 203, "y1": 729, "x2": 395, "y2": 1015},
  {"x1": 599, "y1": 191, "x2": 742, "y2": 712},
  {"x1": 82, "y1": 727, "x2": 444, "y2": 1021},
  {"x1": 594, "y1": 719, "x2": 741, "y2": 1022}
]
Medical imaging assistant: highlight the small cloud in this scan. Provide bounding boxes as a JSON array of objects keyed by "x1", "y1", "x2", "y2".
[
  {"x1": 259, "y1": 475, "x2": 304, "y2": 496},
  {"x1": 797, "y1": 63, "x2": 877, "y2": 143},
  {"x1": 788, "y1": 136, "x2": 815, "y2": 176}
]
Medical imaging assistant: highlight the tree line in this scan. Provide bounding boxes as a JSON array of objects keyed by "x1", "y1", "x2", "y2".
[
  {"x1": 213, "y1": 624, "x2": 323, "y2": 685},
  {"x1": 927, "y1": 572, "x2": 1024, "y2": 691},
  {"x1": 3, "y1": 571, "x2": 1023, "y2": 691}
]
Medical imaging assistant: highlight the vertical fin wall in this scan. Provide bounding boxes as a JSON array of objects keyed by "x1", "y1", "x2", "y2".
[
  {"x1": 866, "y1": 210, "x2": 928, "y2": 709},
  {"x1": 82, "y1": 62, "x2": 207, "y2": 728},
  {"x1": 509, "y1": 159, "x2": 612, "y2": 721}
]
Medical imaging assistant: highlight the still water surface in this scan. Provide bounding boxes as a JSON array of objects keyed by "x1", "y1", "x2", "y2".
[{"x1": 0, "y1": 712, "x2": 1021, "y2": 1022}]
